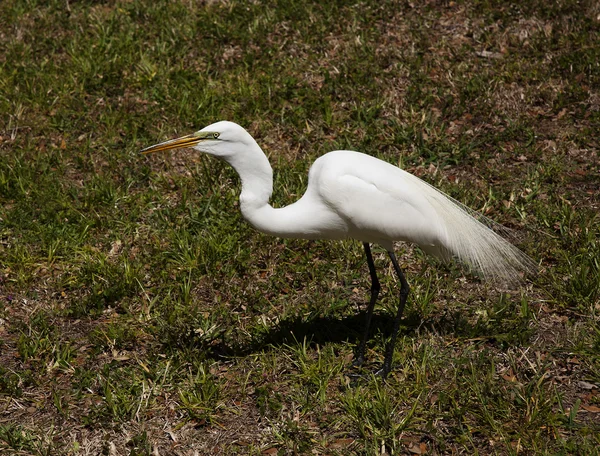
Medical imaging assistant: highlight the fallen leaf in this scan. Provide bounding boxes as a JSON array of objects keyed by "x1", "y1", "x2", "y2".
[
  {"x1": 502, "y1": 374, "x2": 517, "y2": 382},
  {"x1": 582, "y1": 392, "x2": 598, "y2": 402},
  {"x1": 407, "y1": 442, "x2": 427, "y2": 454},
  {"x1": 112, "y1": 350, "x2": 130, "y2": 361},
  {"x1": 581, "y1": 405, "x2": 600, "y2": 413},
  {"x1": 578, "y1": 381, "x2": 598, "y2": 390},
  {"x1": 108, "y1": 239, "x2": 123, "y2": 257},
  {"x1": 329, "y1": 438, "x2": 355, "y2": 448},
  {"x1": 475, "y1": 50, "x2": 503, "y2": 59}
]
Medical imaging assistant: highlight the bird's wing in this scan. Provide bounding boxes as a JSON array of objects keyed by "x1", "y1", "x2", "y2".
[
  {"x1": 314, "y1": 151, "x2": 536, "y2": 285},
  {"x1": 315, "y1": 152, "x2": 447, "y2": 250}
]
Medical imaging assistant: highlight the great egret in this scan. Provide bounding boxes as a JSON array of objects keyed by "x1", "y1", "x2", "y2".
[{"x1": 142, "y1": 121, "x2": 536, "y2": 378}]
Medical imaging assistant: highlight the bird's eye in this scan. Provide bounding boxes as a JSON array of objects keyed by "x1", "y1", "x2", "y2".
[{"x1": 213, "y1": 132, "x2": 220, "y2": 139}]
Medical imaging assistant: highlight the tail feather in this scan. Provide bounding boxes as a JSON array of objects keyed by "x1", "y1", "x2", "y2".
[{"x1": 402, "y1": 171, "x2": 538, "y2": 286}]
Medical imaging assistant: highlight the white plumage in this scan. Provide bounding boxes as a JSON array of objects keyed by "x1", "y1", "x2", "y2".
[{"x1": 142, "y1": 120, "x2": 536, "y2": 377}]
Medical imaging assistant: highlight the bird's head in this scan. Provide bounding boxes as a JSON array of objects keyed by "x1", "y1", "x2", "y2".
[{"x1": 141, "y1": 121, "x2": 253, "y2": 159}]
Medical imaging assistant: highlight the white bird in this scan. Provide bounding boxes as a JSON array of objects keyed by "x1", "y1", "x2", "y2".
[{"x1": 142, "y1": 121, "x2": 536, "y2": 377}]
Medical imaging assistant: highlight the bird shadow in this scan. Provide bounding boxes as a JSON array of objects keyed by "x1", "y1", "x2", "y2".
[
  {"x1": 203, "y1": 306, "x2": 501, "y2": 361},
  {"x1": 250, "y1": 312, "x2": 401, "y2": 350},
  {"x1": 199, "y1": 311, "x2": 392, "y2": 361}
]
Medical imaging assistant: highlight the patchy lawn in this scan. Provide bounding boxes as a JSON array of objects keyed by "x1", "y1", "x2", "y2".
[{"x1": 0, "y1": 0, "x2": 598, "y2": 454}]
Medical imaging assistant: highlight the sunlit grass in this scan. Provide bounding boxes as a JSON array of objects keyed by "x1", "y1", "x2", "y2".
[{"x1": 1, "y1": 0, "x2": 599, "y2": 454}]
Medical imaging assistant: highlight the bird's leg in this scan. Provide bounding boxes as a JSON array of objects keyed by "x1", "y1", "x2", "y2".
[
  {"x1": 379, "y1": 250, "x2": 410, "y2": 378},
  {"x1": 354, "y1": 242, "x2": 380, "y2": 367}
]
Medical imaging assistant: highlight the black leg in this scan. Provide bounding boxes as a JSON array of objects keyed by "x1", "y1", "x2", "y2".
[
  {"x1": 355, "y1": 242, "x2": 380, "y2": 366},
  {"x1": 378, "y1": 249, "x2": 410, "y2": 378}
]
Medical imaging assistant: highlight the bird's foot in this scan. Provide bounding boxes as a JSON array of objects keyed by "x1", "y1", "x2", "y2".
[
  {"x1": 374, "y1": 365, "x2": 391, "y2": 379},
  {"x1": 347, "y1": 358, "x2": 371, "y2": 385},
  {"x1": 346, "y1": 361, "x2": 390, "y2": 386},
  {"x1": 346, "y1": 370, "x2": 374, "y2": 387},
  {"x1": 352, "y1": 355, "x2": 365, "y2": 368}
]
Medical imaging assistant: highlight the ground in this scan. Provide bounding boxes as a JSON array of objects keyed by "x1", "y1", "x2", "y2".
[{"x1": 0, "y1": 0, "x2": 599, "y2": 455}]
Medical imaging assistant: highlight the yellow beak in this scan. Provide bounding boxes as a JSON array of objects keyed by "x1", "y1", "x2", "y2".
[{"x1": 141, "y1": 131, "x2": 217, "y2": 154}]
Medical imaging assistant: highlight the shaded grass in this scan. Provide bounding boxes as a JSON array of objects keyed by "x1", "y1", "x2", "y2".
[{"x1": 1, "y1": 0, "x2": 599, "y2": 454}]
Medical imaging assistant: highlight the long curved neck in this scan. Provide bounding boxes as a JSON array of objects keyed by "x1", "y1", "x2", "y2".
[
  {"x1": 224, "y1": 140, "x2": 319, "y2": 239},
  {"x1": 222, "y1": 139, "x2": 346, "y2": 240},
  {"x1": 224, "y1": 140, "x2": 274, "y2": 220}
]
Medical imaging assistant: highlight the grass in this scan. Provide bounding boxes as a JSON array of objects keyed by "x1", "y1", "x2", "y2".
[{"x1": 1, "y1": 0, "x2": 599, "y2": 454}]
